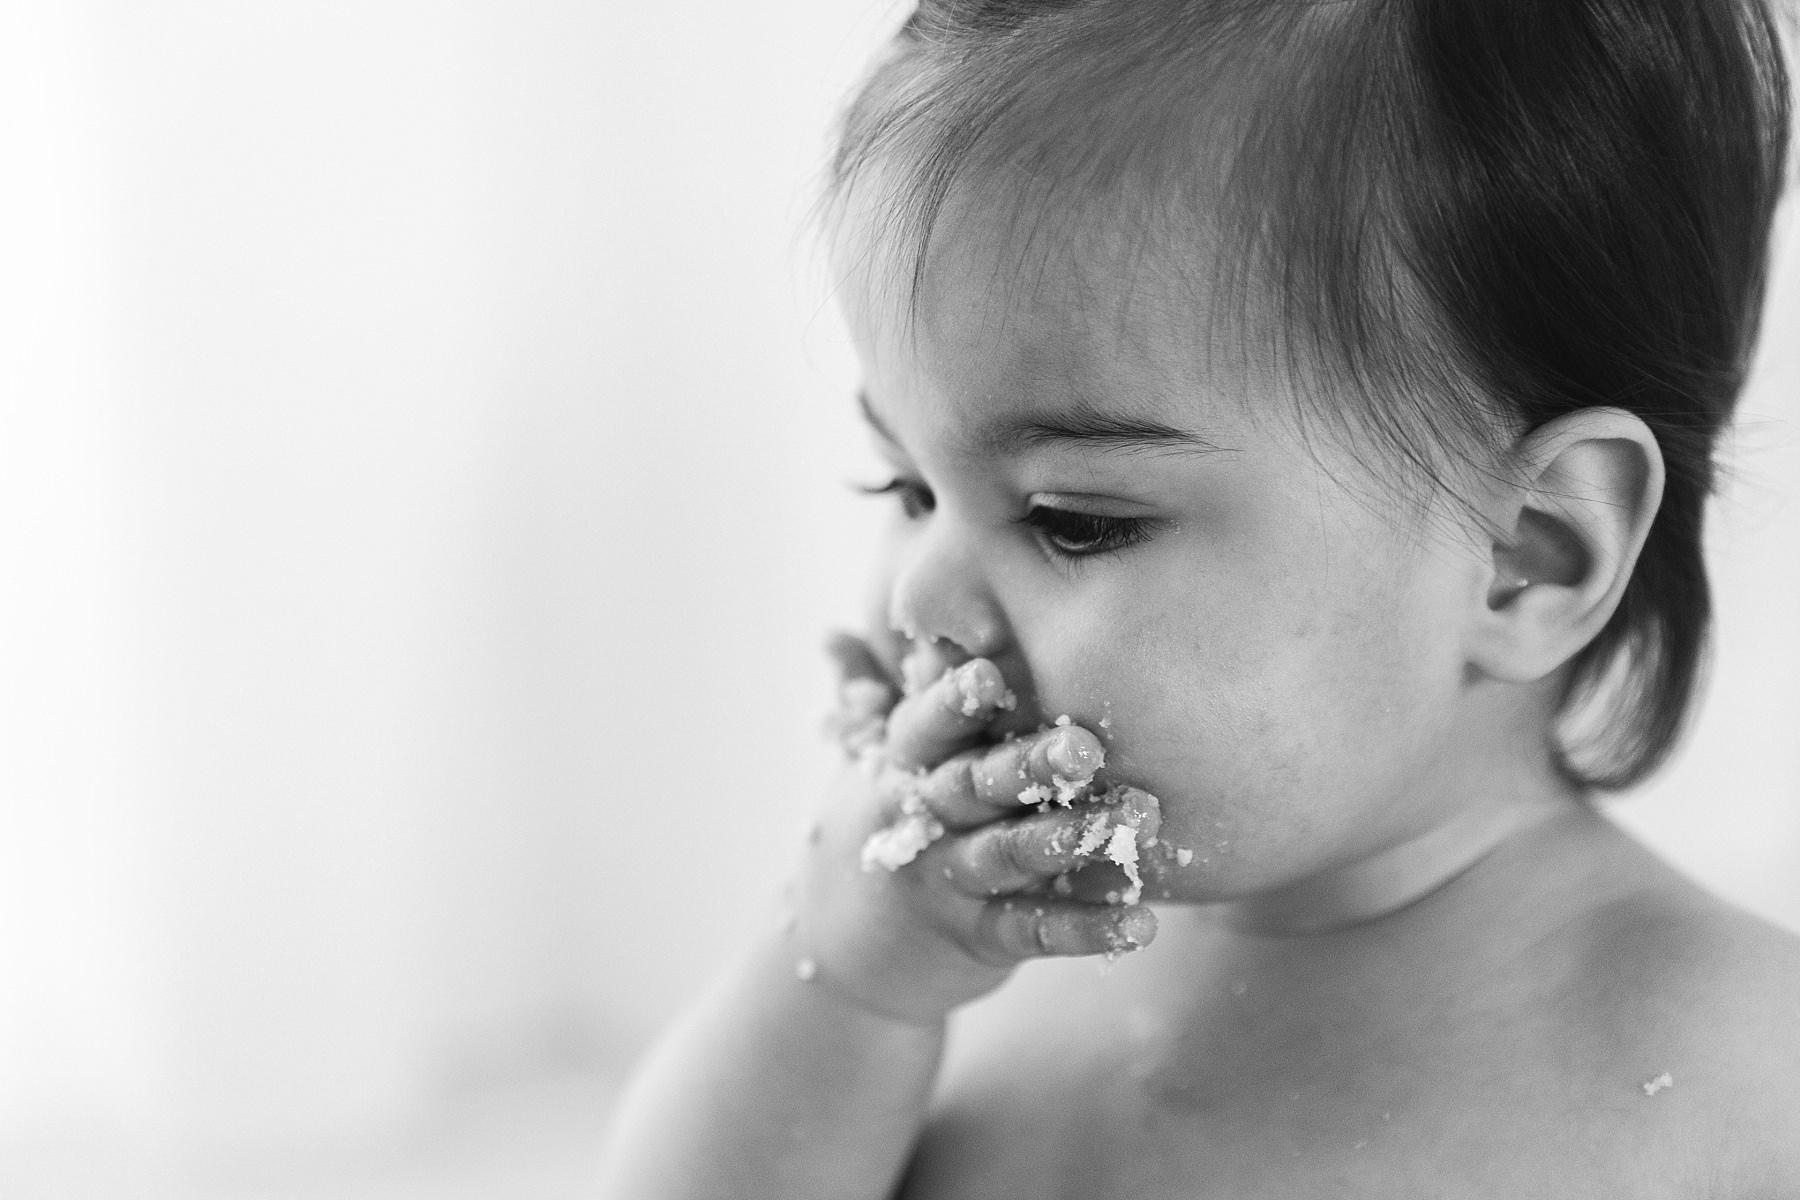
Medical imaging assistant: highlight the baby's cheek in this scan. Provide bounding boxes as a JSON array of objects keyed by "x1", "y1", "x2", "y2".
[{"x1": 1030, "y1": 627, "x2": 1399, "y2": 891}]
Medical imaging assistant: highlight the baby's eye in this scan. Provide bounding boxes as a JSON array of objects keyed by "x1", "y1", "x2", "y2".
[
  {"x1": 1023, "y1": 504, "x2": 1152, "y2": 558},
  {"x1": 857, "y1": 477, "x2": 935, "y2": 520}
]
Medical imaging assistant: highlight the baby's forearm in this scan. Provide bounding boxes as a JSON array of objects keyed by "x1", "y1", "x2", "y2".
[{"x1": 596, "y1": 933, "x2": 945, "y2": 1200}]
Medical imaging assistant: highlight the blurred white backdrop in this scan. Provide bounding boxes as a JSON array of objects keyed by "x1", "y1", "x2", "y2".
[{"x1": 0, "y1": 2, "x2": 1794, "y2": 1197}]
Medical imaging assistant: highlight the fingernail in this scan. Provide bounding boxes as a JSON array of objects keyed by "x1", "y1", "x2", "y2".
[
  {"x1": 950, "y1": 659, "x2": 1008, "y2": 716},
  {"x1": 1110, "y1": 906, "x2": 1158, "y2": 952},
  {"x1": 1046, "y1": 727, "x2": 1105, "y2": 779}
]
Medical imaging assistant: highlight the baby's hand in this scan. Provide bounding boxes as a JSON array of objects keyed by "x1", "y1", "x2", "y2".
[{"x1": 787, "y1": 636, "x2": 1159, "y2": 1026}]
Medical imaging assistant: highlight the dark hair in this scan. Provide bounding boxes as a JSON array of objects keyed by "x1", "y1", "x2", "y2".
[{"x1": 827, "y1": 0, "x2": 1791, "y2": 790}]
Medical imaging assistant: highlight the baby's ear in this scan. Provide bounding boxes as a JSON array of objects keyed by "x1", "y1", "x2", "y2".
[{"x1": 1466, "y1": 407, "x2": 1665, "y2": 683}]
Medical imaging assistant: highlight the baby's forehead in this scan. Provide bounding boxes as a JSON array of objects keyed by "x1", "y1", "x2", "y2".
[{"x1": 847, "y1": 188, "x2": 1272, "y2": 430}]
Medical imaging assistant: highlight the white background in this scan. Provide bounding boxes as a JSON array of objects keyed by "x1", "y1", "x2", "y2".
[{"x1": 1, "y1": 2, "x2": 1795, "y2": 1196}]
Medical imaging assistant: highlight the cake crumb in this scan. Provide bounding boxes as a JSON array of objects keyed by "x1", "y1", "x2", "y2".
[
  {"x1": 1018, "y1": 782, "x2": 1054, "y2": 807},
  {"x1": 1104, "y1": 822, "x2": 1143, "y2": 904},
  {"x1": 1054, "y1": 714, "x2": 1072, "y2": 726},
  {"x1": 1075, "y1": 810, "x2": 1112, "y2": 856},
  {"x1": 1175, "y1": 847, "x2": 1194, "y2": 867},
  {"x1": 952, "y1": 663, "x2": 985, "y2": 715},
  {"x1": 861, "y1": 809, "x2": 945, "y2": 871},
  {"x1": 795, "y1": 958, "x2": 818, "y2": 982},
  {"x1": 1640, "y1": 1071, "x2": 1674, "y2": 1096}
]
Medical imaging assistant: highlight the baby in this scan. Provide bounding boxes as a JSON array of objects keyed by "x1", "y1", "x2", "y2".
[{"x1": 601, "y1": 0, "x2": 1798, "y2": 1195}]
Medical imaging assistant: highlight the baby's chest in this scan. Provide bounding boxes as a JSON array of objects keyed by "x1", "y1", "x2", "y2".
[
  {"x1": 899, "y1": 1010, "x2": 1706, "y2": 1200},
  {"x1": 900, "y1": 1077, "x2": 1700, "y2": 1200}
]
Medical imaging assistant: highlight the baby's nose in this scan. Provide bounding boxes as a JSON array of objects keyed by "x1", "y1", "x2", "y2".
[
  {"x1": 887, "y1": 594, "x2": 1006, "y2": 678},
  {"x1": 886, "y1": 537, "x2": 1008, "y2": 668}
]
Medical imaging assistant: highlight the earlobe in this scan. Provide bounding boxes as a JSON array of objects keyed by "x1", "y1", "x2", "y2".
[{"x1": 1469, "y1": 408, "x2": 1665, "y2": 684}]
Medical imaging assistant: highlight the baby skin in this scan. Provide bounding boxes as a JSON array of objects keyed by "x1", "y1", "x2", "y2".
[
  {"x1": 597, "y1": 639, "x2": 1170, "y2": 1197},
  {"x1": 601, "y1": 647, "x2": 1800, "y2": 1199},
  {"x1": 834, "y1": 660, "x2": 1800, "y2": 1199},
  {"x1": 811, "y1": 635, "x2": 1164, "y2": 1022},
  {"x1": 599, "y1": 194, "x2": 1800, "y2": 1199}
]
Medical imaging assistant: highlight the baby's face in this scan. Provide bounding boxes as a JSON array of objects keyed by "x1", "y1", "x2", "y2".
[{"x1": 843, "y1": 212, "x2": 1502, "y2": 906}]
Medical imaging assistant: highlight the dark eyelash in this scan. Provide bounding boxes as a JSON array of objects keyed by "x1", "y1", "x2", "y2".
[
  {"x1": 856, "y1": 477, "x2": 934, "y2": 519},
  {"x1": 1022, "y1": 506, "x2": 1152, "y2": 558}
]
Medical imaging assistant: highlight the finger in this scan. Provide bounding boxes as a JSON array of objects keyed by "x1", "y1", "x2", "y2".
[
  {"x1": 972, "y1": 899, "x2": 1157, "y2": 963},
  {"x1": 1051, "y1": 861, "x2": 1142, "y2": 906},
  {"x1": 826, "y1": 631, "x2": 897, "y2": 690},
  {"x1": 1012, "y1": 786, "x2": 1162, "y2": 904},
  {"x1": 914, "y1": 725, "x2": 1103, "y2": 831},
  {"x1": 898, "y1": 638, "x2": 960, "y2": 695},
  {"x1": 883, "y1": 658, "x2": 1016, "y2": 769},
  {"x1": 937, "y1": 800, "x2": 1148, "y2": 896},
  {"x1": 824, "y1": 634, "x2": 900, "y2": 757},
  {"x1": 967, "y1": 725, "x2": 1106, "y2": 809},
  {"x1": 937, "y1": 809, "x2": 1088, "y2": 895}
]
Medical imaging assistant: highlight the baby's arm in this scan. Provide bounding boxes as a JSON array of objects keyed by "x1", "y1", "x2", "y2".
[
  {"x1": 593, "y1": 922, "x2": 944, "y2": 1199},
  {"x1": 595, "y1": 643, "x2": 1154, "y2": 1200}
]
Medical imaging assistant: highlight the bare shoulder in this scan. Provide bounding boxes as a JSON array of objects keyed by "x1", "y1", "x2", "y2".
[
  {"x1": 1556, "y1": 854, "x2": 1800, "y2": 1190},
  {"x1": 899, "y1": 823, "x2": 1800, "y2": 1199}
]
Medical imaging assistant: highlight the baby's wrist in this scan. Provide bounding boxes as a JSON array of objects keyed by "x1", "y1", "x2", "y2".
[{"x1": 757, "y1": 931, "x2": 956, "y2": 1034}]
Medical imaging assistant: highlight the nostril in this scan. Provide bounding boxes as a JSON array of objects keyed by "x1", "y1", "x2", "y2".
[{"x1": 885, "y1": 548, "x2": 1008, "y2": 672}]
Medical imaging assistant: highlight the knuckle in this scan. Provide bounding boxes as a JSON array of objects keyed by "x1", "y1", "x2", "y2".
[
  {"x1": 998, "y1": 901, "x2": 1063, "y2": 958},
  {"x1": 928, "y1": 758, "x2": 977, "y2": 816},
  {"x1": 995, "y1": 825, "x2": 1042, "y2": 879},
  {"x1": 998, "y1": 902, "x2": 1051, "y2": 961},
  {"x1": 958, "y1": 825, "x2": 1031, "y2": 893},
  {"x1": 964, "y1": 905, "x2": 1022, "y2": 967}
]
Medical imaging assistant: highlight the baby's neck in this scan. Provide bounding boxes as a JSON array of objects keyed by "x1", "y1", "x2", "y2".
[
  {"x1": 1220, "y1": 786, "x2": 1581, "y2": 938},
  {"x1": 1170, "y1": 800, "x2": 1668, "y2": 1016},
  {"x1": 1217, "y1": 677, "x2": 1588, "y2": 937}
]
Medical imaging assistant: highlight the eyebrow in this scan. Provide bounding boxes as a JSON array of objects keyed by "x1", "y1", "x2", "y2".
[
  {"x1": 857, "y1": 390, "x2": 1230, "y2": 457},
  {"x1": 988, "y1": 407, "x2": 1231, "y2": 456}
]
